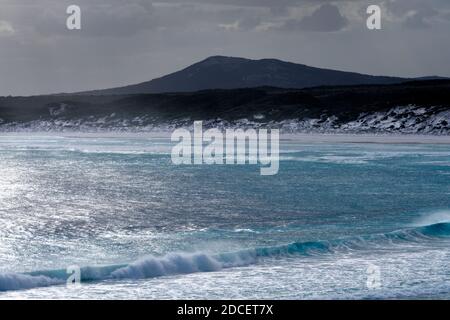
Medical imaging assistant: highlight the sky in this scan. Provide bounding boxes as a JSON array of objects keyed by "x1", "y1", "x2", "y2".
[{"x1": 0, "y1": 0, "x2": 449, "y2": 96}]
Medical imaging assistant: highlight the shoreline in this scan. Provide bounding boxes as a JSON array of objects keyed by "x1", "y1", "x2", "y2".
[
  {"x1": 280, "y1": 133, "x2": 450, "y2": 144},
  {"x1": 1, "y1": 131, "x2": 450, "y2": 144}
]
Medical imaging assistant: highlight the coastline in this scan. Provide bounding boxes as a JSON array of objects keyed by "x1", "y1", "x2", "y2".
[{"x1": 1, "y1": 131, "x2": 450, "y2": 144}]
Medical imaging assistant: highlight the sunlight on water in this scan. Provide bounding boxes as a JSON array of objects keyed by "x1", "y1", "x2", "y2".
[{"x1": 0, "y1": 134, "x2": 450, "y2": 299}]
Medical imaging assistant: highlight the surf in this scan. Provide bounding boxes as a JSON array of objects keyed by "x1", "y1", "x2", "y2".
[{"x1": 1, "y1": 221, "x2": 449, "y2": 293}]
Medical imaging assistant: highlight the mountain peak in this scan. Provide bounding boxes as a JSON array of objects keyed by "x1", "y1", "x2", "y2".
[
  {"x1": 203, "y1": 55, "x2": 241, "y2": 61},
  {"x1": 196, "y1": 55, "x2": 250, "y2": 66},
  {"x1": 77, "y1": 56, "x2": 409, "y2": 95}
]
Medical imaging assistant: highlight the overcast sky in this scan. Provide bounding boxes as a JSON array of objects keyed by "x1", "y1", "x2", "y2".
[{"x1": 0, "y1": 0, "x2": 449, "y2": 96}]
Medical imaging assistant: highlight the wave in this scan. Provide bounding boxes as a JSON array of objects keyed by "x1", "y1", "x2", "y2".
[
  {"x1": 1, "y1": 222, "x2": 449, "y2": 292},
  {"x1": 412, "y1": 210, "x2": 450, "y2": 228},
  {"x1": 0, "y1": 273, "x2": 64, "y2": 292}
]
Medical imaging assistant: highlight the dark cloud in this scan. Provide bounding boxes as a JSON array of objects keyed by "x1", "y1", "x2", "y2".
[{"x1": 280, "y1": 3, "x2": 348, "y2": 32}]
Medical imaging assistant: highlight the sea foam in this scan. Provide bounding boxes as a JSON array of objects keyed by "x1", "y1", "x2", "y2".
[{"x1": 1, "y1": 221, "x2": 449, "y2": 292}]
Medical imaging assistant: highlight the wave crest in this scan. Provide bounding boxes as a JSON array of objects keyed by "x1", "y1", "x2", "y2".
[{"x1": 1, "y1": 222, "x2": 449, "y2": 292}]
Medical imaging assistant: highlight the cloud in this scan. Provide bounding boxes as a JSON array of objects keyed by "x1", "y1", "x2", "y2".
[
  {"x1": 217, "y1": 14, "x2": 264, "y2": 32},
  {"x1": 385, "y1": 0, "x2": 441, "y2": 28},
  {"x1": 279, "y1": 3, "x2": 348, "y2": 32},
  {"x1": 1, "y1": 0, "x2": 450, "y2": 96},
  {"x1": 83, "y1": 2, "x2": 156, "y2": 37},
  {"x1": 403, "y1": 10, "x2": 436, "y2": 29},
  {"x1": 33, "y1": 2, "x2": 157, "y2": 37},
  {"x1": 218, "y1": 21, "x2": 240, "y2": 31},
  {"x1": 149, "y1": 0, "x2": 309, "y2": 9},
  {"x1": 0, "y1": 20, "x2": 14, "y2": 36}
]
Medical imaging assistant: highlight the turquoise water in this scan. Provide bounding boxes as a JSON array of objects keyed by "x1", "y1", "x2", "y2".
[{"x1": 0, "y1": 134, "x2": 449, "y2": 299}]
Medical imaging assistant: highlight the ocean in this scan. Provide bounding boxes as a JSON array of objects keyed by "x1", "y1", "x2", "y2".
[{"x1": 0, "y1": 133, "x2": 449, "y2": 299}]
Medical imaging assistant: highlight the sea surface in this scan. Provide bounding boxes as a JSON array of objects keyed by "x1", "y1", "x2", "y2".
[{"x1": 0, "y1": 133, "x2": 449, "y2": 299}]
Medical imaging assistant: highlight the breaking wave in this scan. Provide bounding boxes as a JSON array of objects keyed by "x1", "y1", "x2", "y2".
[{"x1": 1, "y1": 222, "x2": 449, "y2": 292}]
